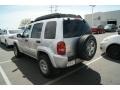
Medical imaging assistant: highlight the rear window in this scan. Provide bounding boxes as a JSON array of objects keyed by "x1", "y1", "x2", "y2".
[
  {"x1": 9, "y1": 30, "x2": 22, "y2": 34},
  {"x1": 63, "y1": 19, "x2": 91, "y2": 38}
]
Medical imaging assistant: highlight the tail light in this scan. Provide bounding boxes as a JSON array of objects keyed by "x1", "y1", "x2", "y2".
[{"x1": 57, "y1": 41, "x2": 66, "y2": 55}]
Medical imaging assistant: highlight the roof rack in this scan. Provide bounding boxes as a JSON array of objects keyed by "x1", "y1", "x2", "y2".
[{"x1": 34, "y1": 13, "x2": 82, "y2": 22}]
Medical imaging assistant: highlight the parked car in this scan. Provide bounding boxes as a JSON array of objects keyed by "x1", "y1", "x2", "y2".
[
  {"x1": 13, "y1": 13, "x2": 97, "y2": 77},
  {"x1": 0, "y1": 29, "x2": 5, "y2": 35},
  {"x1": 0, "y1": 29, "x2": 2, "y2": 35},
  {"x1": 0, "y1": 29, "x2": 23, "y2": 47},
  {"x1": 100, "y1": 34, "x2": 120, "y2": 60},
  {"x1": 104, "y1": 24, "x2": 117, "y2": 32},
  {"x1": 117, "y1": 25, "x2": 120, "y2": 34},
  {"x1": 91, "y1": 25, "x2": 105, "y2": 34}
]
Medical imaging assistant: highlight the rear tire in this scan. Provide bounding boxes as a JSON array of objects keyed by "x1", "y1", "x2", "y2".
[
  {"x1": 107, "y1": 45, "x2": 120, "y2": 60},
  {"x1": 14, "y1": 44, "x2": 22, "y2": 57},
  {"x1": 38, "y1": 54, "x2": 56, "y2": 77},
  {"x1": 5, "y1": 40, "x2": 9, "y2": 48},
  {"x1": 77, "y1": 35, "x2": 97, "y2": 60}
]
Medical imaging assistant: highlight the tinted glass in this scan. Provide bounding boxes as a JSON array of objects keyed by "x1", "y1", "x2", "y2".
[
  {"x1": 26, "y1": 25, "x2": 31, "y2": 30},
  {"x1": 3, "y1": 30, "x2": 7, "y2": 35},
  {"x1": 31, "y1": 23, "x2": 43, "y2": 38},
  {"x1": 44, "y1": 21, "x2": 56, "y2": 39},
  {"x1": 63, "y1": 19, "x2": 91, "y2": 38}
]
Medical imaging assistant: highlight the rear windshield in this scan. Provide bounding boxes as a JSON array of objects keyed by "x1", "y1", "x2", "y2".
[{"x1": 63, "y1": 19, "x2": 91, "y2": 38}]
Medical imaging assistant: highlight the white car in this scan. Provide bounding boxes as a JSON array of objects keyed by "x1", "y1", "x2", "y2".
[
  {"x1": 0, "y1": 29, "x2": 23, "y2": 47},
  {"x1": 100, "y1": 34, "x2": 120, "y2": 60},
  {"x1": 117, "y1": 25, "x2": 120, "y2": 34}
]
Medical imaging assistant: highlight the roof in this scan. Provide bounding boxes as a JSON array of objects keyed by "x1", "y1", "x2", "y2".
[{"x1": 34, "y1": 13, "x2": 82, "y2": 22}]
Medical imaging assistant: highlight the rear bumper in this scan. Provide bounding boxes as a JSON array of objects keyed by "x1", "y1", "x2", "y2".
[
  {"x1": 92, "y1": 30, "x2": 98, "y2": 33},
  {"x1": 53, "y1": 54, "x2": 82, "y2": 68}
]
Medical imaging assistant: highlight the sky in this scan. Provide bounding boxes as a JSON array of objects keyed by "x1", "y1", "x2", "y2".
[{"x1": 0, "y1": 5, "x2": 120, "y2": 29}]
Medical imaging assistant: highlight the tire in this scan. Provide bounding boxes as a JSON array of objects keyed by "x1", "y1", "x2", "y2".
[
  {"x1": 97, "y1": 31, "x2": 99, "y2": 34},
  {"x1": 5, "y1": 40, "x2": 9, "y2": 48},
  {"x1": 77, "y1": 35, "x2": 97, "y2": 60},
  {"x1": 99, "y1": 30, "x2": 101, "y2": 34},
  {"x1": 107, "y1": 45, "x2": 120, "y2": 60},
  {"x1": 38, "y1": 54, "x2": 56, "y2": 77},
  {"x1": 0, "y1": 38, "x2": 1, "y2": 44},
  {"x1": 14, "y1": 44, "x2": 22, "y2": 57}
]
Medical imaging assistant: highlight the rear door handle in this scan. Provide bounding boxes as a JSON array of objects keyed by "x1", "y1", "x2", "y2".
[{"x1": 36, "y1": 40, "x2": 41, "y2": 43}]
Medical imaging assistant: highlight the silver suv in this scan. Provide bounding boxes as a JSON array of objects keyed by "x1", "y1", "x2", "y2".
[{"x1": 13, "y1": 13, "x2": 97, "y2": 77}]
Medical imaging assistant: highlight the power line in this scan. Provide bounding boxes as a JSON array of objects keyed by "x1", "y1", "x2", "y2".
[{"x1": 49, "y1": 5, "x2": 58, "y2": 13}]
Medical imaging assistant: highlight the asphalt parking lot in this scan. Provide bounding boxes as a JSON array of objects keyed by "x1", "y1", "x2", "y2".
[{"x1": 0, "y1": 32, "x2": 120, "y2": 85}]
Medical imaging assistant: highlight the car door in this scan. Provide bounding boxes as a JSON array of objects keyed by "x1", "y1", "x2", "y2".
[
  {"x1": 17, "y1": 27, "x2": 31, "y2": 54},
  {"x1": 28, "y1": 22, "x2": 43, "y2": 58}
]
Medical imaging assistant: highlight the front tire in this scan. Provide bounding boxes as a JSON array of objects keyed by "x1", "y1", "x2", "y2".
[
  {"x1": 14, "y1": 44, "x2": 22, "y2": 57},
  {"x1": 38, "y1": 54, "x2": 56, "y2": 77},
  {"x1": 0, "y1": 39, "x2": 1, "y2": 44},
  {"x1": 107, "y1": 45, "x2": 120, "y2": 60}
]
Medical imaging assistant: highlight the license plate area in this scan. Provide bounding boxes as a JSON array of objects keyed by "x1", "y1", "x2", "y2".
[{"x1": 67, "y1": 60, "x2": 75, "y2": 67}]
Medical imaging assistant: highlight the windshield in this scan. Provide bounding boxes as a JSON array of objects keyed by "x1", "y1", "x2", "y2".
[
  {"x1": 9, "y1": 30, "x2": 23, "y2": 34},
  {"x1": 104, "y1": 24, "x2": 112, "y2": 28},
  {"x1": 63, "y1": 19, "x2": 91, "y2": 38}
]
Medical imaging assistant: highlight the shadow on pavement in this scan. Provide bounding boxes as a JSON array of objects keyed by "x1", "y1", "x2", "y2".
[
  {"x1": 11, "y1": 56, "x2": 101, "y2": 85},
  {"x1": 52, "y1": 65, "x2": 102, "y2": 85},
  {"x1": 0, "y1": 43, "x2": 13, "y2": 51},
  {"x1": 102, "y1": 54, "x2": 120, "y2": 63}
]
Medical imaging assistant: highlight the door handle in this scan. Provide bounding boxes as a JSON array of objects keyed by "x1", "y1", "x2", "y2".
[
  {"x1": 36, "y1": 40, "x2": 41, "y2": 43},
  {"x1": 25, "y1": 39, "x2": 28, "y2": 42}
]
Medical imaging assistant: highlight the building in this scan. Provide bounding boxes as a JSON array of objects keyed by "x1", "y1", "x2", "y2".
[{"x1": 85, "y1": 10, "x2": 120, "y2": 27}]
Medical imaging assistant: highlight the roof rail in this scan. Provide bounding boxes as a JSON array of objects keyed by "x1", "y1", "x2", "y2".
[{"x1": 34, "y1": 13, "x2": 82, "y2": 22}]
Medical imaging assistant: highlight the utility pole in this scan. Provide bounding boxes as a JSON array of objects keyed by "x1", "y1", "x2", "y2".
[
  {"x1": 89, "y1": 5, "x2": 96, "y2": 26},
  {"x1": 50, "y1": 5, "x2": 53, "y2": 13},
  {"x1": 55, "y1": 5, "x2": 58, "y2": 13}
]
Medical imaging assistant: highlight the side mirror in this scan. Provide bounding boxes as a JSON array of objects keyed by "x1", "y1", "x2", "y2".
[
  {"x1": 23, "y1": 33, "x2": 29, "y2": 38},
  {"x1": 17, "y1": 34, "x2": 22, "y2": 38}
]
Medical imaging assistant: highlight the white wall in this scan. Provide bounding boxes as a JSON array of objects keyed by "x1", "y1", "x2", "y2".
[{"x1": 85, "y1": 10, "x2": 120, "y2": 27}]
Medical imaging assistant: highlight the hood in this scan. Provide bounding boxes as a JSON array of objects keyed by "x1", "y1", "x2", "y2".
[{"x1": 103, "y1": 35, "x2": 120, "y2": 41}]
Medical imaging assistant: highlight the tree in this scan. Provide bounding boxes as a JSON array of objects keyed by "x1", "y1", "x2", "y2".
[{"x1": 19, "y1": 18, "x2": 31, "y2": 29}]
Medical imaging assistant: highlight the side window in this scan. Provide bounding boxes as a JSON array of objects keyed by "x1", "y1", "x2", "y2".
[
  {"x1": 22, "y1": 25, "x2": 31, "y2": 38},
  {"x1": 31, "y1": 23, "x2": 43, "y2": 38},
  {"x1": 44, "y1": 21, "x2": 56, "y2": 39},
  {"x1": 23, "y1": 29, "x2": 30, "y2": 38},
  {"x1": 26, "y1": 25, "x2": 31, "y2": 30},
  {"x1": 3, "y1": 30, "x2": 7, "y2": 35}
]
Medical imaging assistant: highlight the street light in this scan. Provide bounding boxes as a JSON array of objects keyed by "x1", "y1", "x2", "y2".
[{"x1": 89, "y1": 5, "x2": 96, "y2": 27}]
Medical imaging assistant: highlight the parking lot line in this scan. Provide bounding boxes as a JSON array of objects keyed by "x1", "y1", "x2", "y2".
[
  {"x1": 0, "y1": 66, "x2": 11, "y2": 85},
  {"x1": 44, "y1": 56, "x2": 103, "y2": 85},
  {"x1": 0, "y1": 60, "x2": 12, "y2": 64}
]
